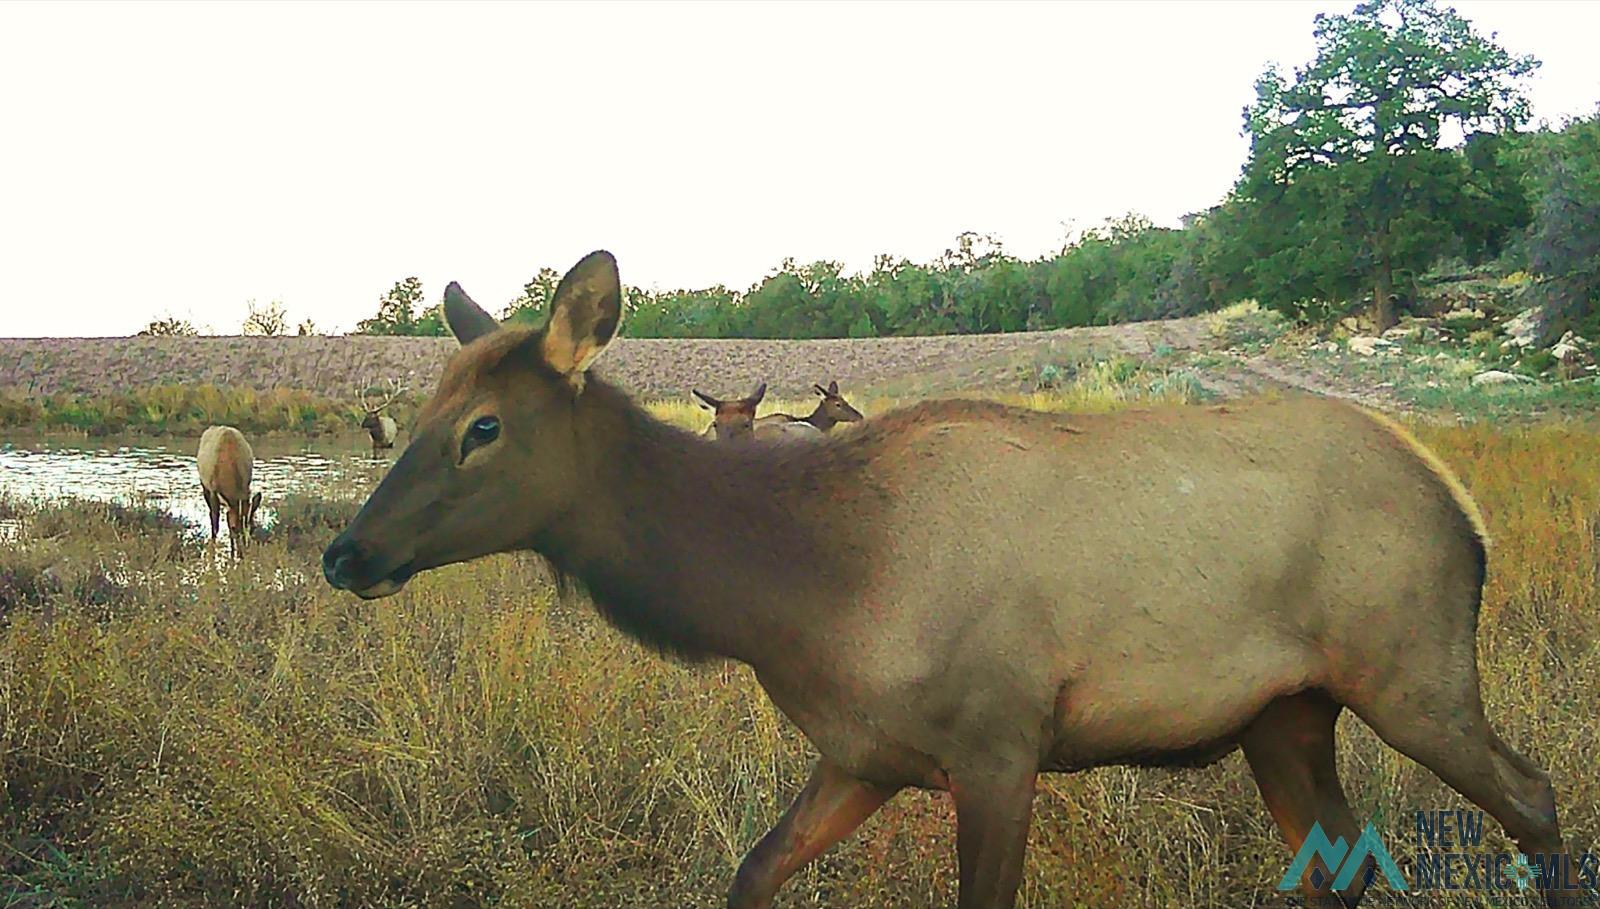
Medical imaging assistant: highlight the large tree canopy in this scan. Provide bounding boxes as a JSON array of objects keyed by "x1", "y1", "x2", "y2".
[{"x1": 1240, "y1": 0, "x2": 1537, "y2": 327}]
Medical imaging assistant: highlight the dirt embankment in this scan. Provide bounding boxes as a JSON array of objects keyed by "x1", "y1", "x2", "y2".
[{"x1": 0, "y1": 318, "x2": 1217, "y2": 400}]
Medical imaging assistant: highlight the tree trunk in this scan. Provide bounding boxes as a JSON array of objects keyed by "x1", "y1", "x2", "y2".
[
  {"x1": 1371, "y1": 226, "x2": 1397, "y2": 332},
  {"x1": 1373, "y1": 264, "x2": 1396, "y2": 332}
]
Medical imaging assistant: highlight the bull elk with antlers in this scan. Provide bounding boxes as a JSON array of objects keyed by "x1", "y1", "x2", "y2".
[
  {"x1": 197, "y1": 425, "x2": 260, "y2": 558},
  {"x1": 359, "y1": 378, "x2": 407, "y2": 458},
  {"x1": 323, "y1": 251, "x2": 1580, "y2": 909}
]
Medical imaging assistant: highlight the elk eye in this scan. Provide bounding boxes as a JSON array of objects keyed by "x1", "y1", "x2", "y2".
[{"x1": 460, "y1": 415, "x2": 501, "y2": 461}]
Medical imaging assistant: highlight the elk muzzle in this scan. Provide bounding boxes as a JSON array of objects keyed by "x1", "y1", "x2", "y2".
[{"x1": 322, "y1": 533, "x2": 415, "y2": 599}]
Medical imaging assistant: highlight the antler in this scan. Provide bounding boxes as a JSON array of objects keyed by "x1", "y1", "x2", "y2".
[{"x1": 360, "y1": 377, "x2": 408, "y2": 413}]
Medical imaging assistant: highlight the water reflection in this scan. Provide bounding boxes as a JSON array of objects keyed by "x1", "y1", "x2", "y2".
[{"x1": 0, "y1": 436, "x2": 384, "y2": 533}]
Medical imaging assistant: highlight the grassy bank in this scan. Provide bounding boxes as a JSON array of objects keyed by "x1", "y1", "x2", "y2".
[
  {"x1": 0, "y1": 385, "x2": 395, "y2": 438},
  {"x1": 1, "y1": 398, "x2": 1597, "y2": 908}
]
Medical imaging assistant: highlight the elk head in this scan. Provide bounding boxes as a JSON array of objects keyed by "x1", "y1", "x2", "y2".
[
  {"x1": 323, "y1": 251, "x2": 623, "y2": 599},
  {"x1": 693, "y1": 384, "x2": 765, "y2": 442},
  {"x1": 359, "y1": 379, "x2": 406, "y2": 434},
  {"x1": 813, "y1": 380, "x2": 864, "y2": 425},
  {"x1": 233, "y1": 491, "x2": 263, "y2": 551}
]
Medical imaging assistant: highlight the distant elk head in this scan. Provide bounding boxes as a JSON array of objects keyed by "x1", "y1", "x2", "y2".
[
  {"x1": 196, "y1": 424, "x2": 261, "y2": 558},
  {"x1": 748, "y1": 380, "x2": 862, "y2": 438},
  {"x1": 359, "y1": 378, "x2": 406, "y2": 457},
  {"x1": 805, "y1": 381, "x2": 864, "y2": 430},
  {"x1": 693, "y1": 383, "x2": 765, "y2": 442}
]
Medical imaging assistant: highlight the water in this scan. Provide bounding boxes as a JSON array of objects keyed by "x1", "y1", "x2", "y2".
[{"x1": 0, "y1": 434, "x2": 386, "y2": 533}]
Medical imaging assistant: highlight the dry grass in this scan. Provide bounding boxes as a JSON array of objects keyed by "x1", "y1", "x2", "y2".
[{"x1": 0, "y1": 395, "x2": 1596, "y2": 908}]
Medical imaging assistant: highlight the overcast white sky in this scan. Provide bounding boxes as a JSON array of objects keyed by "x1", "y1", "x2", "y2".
[{"x1": 2, "y1": 1, "x2": 1597, "y2": 337}]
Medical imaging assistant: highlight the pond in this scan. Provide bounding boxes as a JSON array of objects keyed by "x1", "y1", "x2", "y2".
[{"x1": 0, "y1": 433, "x2": 388, "y2": 533}]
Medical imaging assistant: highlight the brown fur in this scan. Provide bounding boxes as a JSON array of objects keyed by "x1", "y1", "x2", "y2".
[
  {"x1": 360, "y1": 412, "x2": 398, "y2": 455},
  {"x1": 324, "y1": 251, "x2": 1575, "y2": 909},
  {"x1": 694, "y1": 383, "x2": 764, "y2": 441},
  {"x1": 196, "y1": 425, "x2": 260, "y2": 558},
  {"x1": 755, "y1": 380, "x2": 864, "y2": 432}
]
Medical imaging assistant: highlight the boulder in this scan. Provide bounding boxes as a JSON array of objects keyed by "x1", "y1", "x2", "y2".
[
  {"x1": 1552, "y1": 331, "x2": 1589, "y2": 361},
  {"x1": 1552, "y1": 332, "x2": 1594, "y2": 379},
  {"x1": 1502, "y1": 307, "x2": 1544, "y2": 349},
  {"x1": 1469, "y1": 370, "x2": 1533, "y2": 387},
  {"x1": 1348, "y1": 336, "x2": 1395, "y2": 357}
]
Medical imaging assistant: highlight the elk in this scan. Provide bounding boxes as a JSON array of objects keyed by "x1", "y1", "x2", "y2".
[
  {"x1": 697, "y1": 383, "x2": 825, "y2": 443},
  {"x1": 693, "y1": 384, "x2": 764, "y2": 441},
  {"x1": 323, "y1": 251, "x2": 1579, "y2": 909},
  {"x1": 755, "y1": 380, "x2": 864, "y2": 433},
  {"x1": 196, "y1": 424, "x2": 260, "y2": 558},
  {"x1": 359, "y1": 378, "x2": 406, "y2": 457}
]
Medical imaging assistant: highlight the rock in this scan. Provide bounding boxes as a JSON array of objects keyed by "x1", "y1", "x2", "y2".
[
  {"x1": 1381, "y1": 325, "x2": 1413, "y2": 342},
  {"x1": 1469, "y1": 370, "x2": 1533, "y2": 387},
  {"x1": 1502, "y1": 307, "x2": 1544, "y2": 349},
  {"x1": 1553, "y1": 332, "x2": 1594, "y2": 379},
  {"x1": 1348, "y1": 336, "x2": 1394, "y2": 357},
  {"x1": 1338, "y1": 315, "x2": 1375, "y2": 335},
  {"x1": 1441, "y1": 307, "x2": 1486, "y2": 322},
  {"x1": 1552, "y1": 331, "x2": 1589, "y2": 361}
]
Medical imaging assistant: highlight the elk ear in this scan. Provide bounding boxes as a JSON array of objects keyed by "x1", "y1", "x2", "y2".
[
  {"x1": 693, "y1": 389, "x2": 719, "y2": 410},
  {"x1": 813, "y1": 384, "x2": 827, "y2": 397},
  {"x1": 828, "y1": 380, "x2": 839, "y2": 395},
  {"x1": 746, "y1": 382, "x2": 766, "y2": 406},
  {"x1": 541, "y1": 250, "x2": 622, "y2": 380},
  {"x1": 444, "y1": 283, "x2": 500, "y2": 345}
]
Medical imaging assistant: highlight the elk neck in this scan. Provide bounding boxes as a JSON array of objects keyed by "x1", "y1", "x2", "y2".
[
  {"x1": 802, "y1": 403, "x2": 837, "y2": 432},
  {"x1": 528, "y1": 377, "x2": 875, "y2": 668}
]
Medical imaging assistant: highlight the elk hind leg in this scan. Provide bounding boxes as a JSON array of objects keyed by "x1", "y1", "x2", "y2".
[
  {"x1": 727, "y1": 759, "x2": 897, "y2": 909},
  {"x1": 1243, "y1": 690, "x2": 1369, "y2": 907},
  {"x1": 1352, "y1": 677, "x2": 1576, "y2": 907}
]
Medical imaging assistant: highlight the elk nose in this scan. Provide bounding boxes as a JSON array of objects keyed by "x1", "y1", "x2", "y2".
[{"x1": 322, "y1": 536, "x2": 363, "y2": 589}]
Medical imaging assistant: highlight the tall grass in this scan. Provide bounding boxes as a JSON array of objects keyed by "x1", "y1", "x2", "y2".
[
  {"x1": 0, "y1": 405, "x2": 1596, "y2": 907},
  {"x1": 0, "y1": 385, "x2": 403, "y2": 437}
]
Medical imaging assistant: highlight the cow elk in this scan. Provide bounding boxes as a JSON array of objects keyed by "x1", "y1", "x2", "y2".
[
  {"x1": 693, "y1": 383, "x2": 764, "y2": 441},
  {"x1": 359, "y1": 378, "x2": 406, "y2": 457},
  {"x1": 755, "y1": 380, "x2": 864, "y2": 433},
  {"x1": 197, "y1": 424, "x2": 260, "y2": 558},
  {"x1": 323, "y1": 250, "x2": 1580, "y2": 909}
]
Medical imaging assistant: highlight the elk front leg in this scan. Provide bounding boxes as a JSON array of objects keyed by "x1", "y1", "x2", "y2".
[
  {"x1": 202, "y1": 485, "x2": 220, "y2": 541},
  {"x1": 727, "y1": 759, "x2": 897, "y2": 909},
  {"x1": 951, "y1": 764, "x2": 1037, "y2": 909}
]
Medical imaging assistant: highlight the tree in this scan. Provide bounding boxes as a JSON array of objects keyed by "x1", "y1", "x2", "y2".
[
  {"x1": 501, "y1": 268, "x2": 564, "y2": 325},
  {"x1": 1241, "y1": 0, "x2": 1537, "y2": 327},
  {"x1": 1526, "y1": 114, "x2": 1600, "y2": 342},
  {"x1": 296, "y1": 318, "x2": 319, "y2": 336},
  {"x1": 356, "y1": 277, "x2": 426, "y2": 335},
  {"x1": 139, "y1": 316, "x2": 198, "y2": 336},
  {"x1": 242, "y1": 299, "x2": 288, "y2": 336}
]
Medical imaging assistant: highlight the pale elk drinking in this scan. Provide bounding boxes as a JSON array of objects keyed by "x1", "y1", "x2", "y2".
[
  {"x1": 754, "y1": 380, "x2": 864, "y2": 433},
  {"x1": 196, "y1": 425, "x2": 260, "y2": 558},
  {"x1": 322, "y1": 251, "x2": 1579, "y2": 909},
  {"x1": 359, "y1": 378, "x2": 406, "y2": 457}
]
